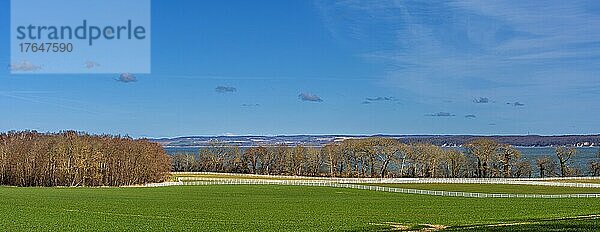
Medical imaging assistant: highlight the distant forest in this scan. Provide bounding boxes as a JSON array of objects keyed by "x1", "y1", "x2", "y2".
[
  {"x1": 400, "y1": 135, "x2": 600, "y2": 147},
  {"x1": 154, "y1": 134, "x2": 600, "y2": 148}
]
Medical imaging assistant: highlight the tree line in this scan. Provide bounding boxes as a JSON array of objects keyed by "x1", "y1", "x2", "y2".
[
  {"x1": 0, "y1": 131, "x2": 171, "y2": 187},
  {"x1": 172, "y1": 137, "x2": 600, "y2": 178},
  {"x1": 402, "y1": 135, "x2": 600, "y2": 147}
]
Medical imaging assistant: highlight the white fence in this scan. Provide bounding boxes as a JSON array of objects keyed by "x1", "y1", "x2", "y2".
[
  {"x1": 176, "y1": 176, "x2": 600, "y2": 188},
  {"x1": 149, "y1": 178, "x2": 600, "y2": 198},
  {"x1": 173, "y1": 172, "x2": 330, "y2": 180},
  {"x1": 145, "y1": 182, "x2": 183, "y2": 187},
  {"x1": 173, "y1": 172, "x2": 600, "y2": 182}
]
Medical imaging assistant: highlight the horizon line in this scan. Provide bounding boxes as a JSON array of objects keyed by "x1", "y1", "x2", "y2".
[
  {"x1": 3, "y1": 130, "x2": 599, "y2": 139},
  {"x1": 150, "y1": 133, "x2": 600, "y2": 139}
]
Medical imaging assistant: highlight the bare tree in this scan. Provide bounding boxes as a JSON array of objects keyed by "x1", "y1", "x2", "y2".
[
  {"x1": 589, "y1": 150, "x2": 600, "y2": 176},
  {"x1": 242, "y1": 146, "x2": 267, "y2": 174},
  {"x1": 464, "y1": 138, "x2": 501, "y2": 178},
  {"x1": 323, "y1": 144, "x2": 341, "y2": 177},
  {"x1": 443, "y1": 149, "x2": 468, "y2": 178},
  {"x1": 513, "y1": 160, "x2": 532, "y2": 178},
  {"x1": 0, "y1": 131, "x2": 170, "y2": 187},
  {"x1": 164, "y1": 137, "x2": 596, "y2": 179},
  {"x1": 536, "y1": 156, "x2": 557, "y2": 178},
  {"x1": 590, "y1": 161, "x2": 600, "y2": 176},
  {"x1": 555, "y1": 147, "x2": 576, "y2": 177},
  {"x1": 375, "y1": 138, "x2": 403, "y2": 178},
  {"x1": 498, "y1": 145, "x2": 522, "y2": 177},
  {"x1": 305, "y1": 147, "x2": 323, "y2": 176}
]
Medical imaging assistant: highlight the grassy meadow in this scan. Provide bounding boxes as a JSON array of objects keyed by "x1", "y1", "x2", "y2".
[
  {"x1": 364, "y1": 183, "x2": 600, "y2": 195},
  {"x1": 1, "y1": 185, "x2": 599, "y2": 231}
]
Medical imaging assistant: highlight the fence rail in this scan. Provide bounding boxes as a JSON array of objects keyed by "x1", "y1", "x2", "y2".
[
  {"x1": 173, "y1": 172, "x2": 600, "y2": 181},
  {"x1": 176, "y1": 176, "x2": 600, "y2": 188},
  {"x1": 147, "y1": 178, "x2": 600, "y2": 198}
]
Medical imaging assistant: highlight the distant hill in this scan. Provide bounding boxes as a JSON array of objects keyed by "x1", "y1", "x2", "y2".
[
  {"x1": 397, "y1": 135, "x2": 600, "y2": 147},
  {"x1": 151, "y1": 134, "x2": 600, "y2": 147}
]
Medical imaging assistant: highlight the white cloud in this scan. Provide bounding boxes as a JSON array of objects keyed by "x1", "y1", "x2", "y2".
[
  {"x1": 215, "y1": 86, "x2": 237, "y2": 93},
  {"x1": 117, "y1": 73, "x2": 137, "y2": 83},
  {"x1": 316, "y1": 0, "x2": 600, "y2": 101},
  {"x1": 85, "y1": 61, "x2": 100, "y2": 69},
  {"x1": 299, "y1": 92, "x2": 323, "y2": 102},
  {"x1": 10, "y1": 61, "x2": 42, "y2": 72}
]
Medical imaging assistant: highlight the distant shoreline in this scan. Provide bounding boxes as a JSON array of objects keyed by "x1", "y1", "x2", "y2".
[
  {"x1": 162, "y1": 145, "x2": 599, "y2": 148},
  {"x1": 153, "y1": 134, "x2": 600, "y2": 148}
]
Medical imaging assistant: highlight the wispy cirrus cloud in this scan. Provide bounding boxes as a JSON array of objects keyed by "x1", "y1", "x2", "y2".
[
  {"x1": 507, "y1": 101, "x2": 525, "y2": 107},
  {"x1": 316, "y1": 0, "x2": 600, "y2": 119},
  {"x1": 215, "y1": 86, "x2": 237, "y2": 93},
  {"x1": 362, "y1": 96, "x2": 398, "y2": 104},
  {"x1": 317, "y1": 1, "x2": 600, "y2": 81},
  {"x1": 0, "y1": 91, "x2": 97, "y2": 114},
  {"x1": 298, "y1": 92, "x2": 323, "y2": 102},
  {"x1": 366, "y1": 96, "x2": 396, "y2": 102}
]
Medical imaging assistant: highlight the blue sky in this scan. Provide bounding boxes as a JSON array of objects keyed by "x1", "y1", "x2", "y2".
[{"x1": 1, "y1": 0, "x2": 599, "y2": 137}]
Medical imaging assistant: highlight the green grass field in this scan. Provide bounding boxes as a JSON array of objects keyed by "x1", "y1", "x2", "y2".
[
  {"x1": 446, "y1": 217, "x2": 600, "y2": 231},
  {"x1": 1, "y1": 185, "x2": 599, "y2": 231},
  {"x1": 364, "y1": 183, "x2": 600, "y2": 194}
]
